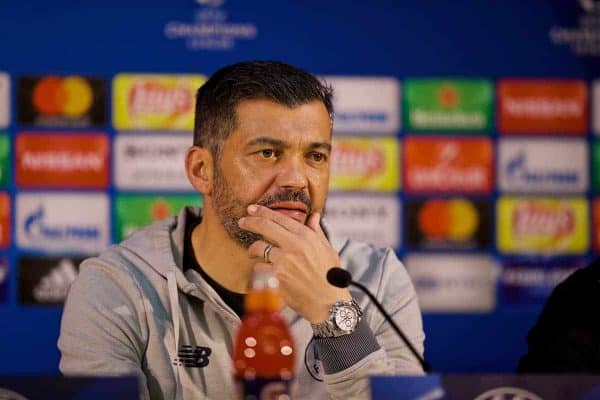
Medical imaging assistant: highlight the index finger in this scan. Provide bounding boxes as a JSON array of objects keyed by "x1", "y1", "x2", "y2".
[{"x1": 247, "y1": 204, "x2": 309, "y2": 235}]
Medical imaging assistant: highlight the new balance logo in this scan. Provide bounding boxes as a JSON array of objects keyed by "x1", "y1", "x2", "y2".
[{"x1": 173, "y1": 345, "x2": 212, "y2": 368}]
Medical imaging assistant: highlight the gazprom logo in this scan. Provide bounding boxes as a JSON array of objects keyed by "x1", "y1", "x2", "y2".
[
  {"x1": 24, "y1": 207, "x2": 100, "y2": 240},
  {"x1": 506, "y1": 152, "x2": 579, "y2": 184},
  {"x1": 498, "y1": 139, "x2": 588, "y2": 193},
  {"x1": 16, "y1": 193, "x2": 109, "y2": 253}
]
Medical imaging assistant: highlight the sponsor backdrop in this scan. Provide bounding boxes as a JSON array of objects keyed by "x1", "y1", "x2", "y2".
[{"x1": 0, "y1": 0, "x2": 598, "y2": 375}]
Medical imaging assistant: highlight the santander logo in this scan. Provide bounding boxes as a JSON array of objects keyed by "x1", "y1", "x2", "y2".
[
  {"x1": 128, "y1": 81, "x2": 192, "y2": 116},
  {"x1": 331, "y1": 144, "x2": 384, "y2": 176},
  {"x1": 512, "y1": 202, "x2": 575, "y2": 237}
]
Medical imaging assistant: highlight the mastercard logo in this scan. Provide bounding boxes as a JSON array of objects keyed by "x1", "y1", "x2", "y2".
[
  {"x1": 32, "y1": 76, "x2": 93, "y2": 118},
  {"x1": 418, "y1": 198, "x2": 479, "y2": 240}
]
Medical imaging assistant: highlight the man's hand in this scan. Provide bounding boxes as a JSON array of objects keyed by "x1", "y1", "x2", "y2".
[{"x1": 239, "y1": 204, "x2": 351, "y2": 324}]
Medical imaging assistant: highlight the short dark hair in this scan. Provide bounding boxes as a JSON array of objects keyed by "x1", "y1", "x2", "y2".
[{"x1": 193, "y1": 61, "x2": 334, "y2": 157}]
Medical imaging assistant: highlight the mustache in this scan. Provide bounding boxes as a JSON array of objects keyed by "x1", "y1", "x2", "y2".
[{"x1": 257, "y1": 189, "x2": 312, "y2": 214}]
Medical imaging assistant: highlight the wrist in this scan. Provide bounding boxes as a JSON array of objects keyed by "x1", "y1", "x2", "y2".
[
  {"x1": 311, "y1": 297, "x2": 362, "y2": 338},
  {"x1": 307, "y1": 290, "x2": 352, "y2": 324}
]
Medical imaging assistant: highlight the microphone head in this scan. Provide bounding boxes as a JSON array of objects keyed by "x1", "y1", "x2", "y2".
[{"x1": 327, "y1": 267, "x2": 352, "y2": 288}]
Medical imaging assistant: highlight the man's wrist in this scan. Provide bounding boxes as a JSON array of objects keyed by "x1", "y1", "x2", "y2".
[
  {"x1": 312, "y1": 318, "x2": 381, "y2": 375},
  {"x1": 311, "y1": 298, "x2": 362, "y2": 338},
  {"x1": 306, "y1": 289, "x2": 352, "y2": 325}
]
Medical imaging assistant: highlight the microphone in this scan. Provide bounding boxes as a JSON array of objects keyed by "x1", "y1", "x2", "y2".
[{"x1": 327, "y1": 267, "x2": 431, "y2": 373}]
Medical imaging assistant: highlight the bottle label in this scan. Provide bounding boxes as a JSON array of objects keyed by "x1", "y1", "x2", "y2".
[{"x1": 235, "y1": 377, "x2": 292, "y2": 400}]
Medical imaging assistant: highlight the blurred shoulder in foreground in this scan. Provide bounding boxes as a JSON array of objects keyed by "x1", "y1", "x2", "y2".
[{"x1": 518, "y1": 258, "x2": 600, "y2": 373}]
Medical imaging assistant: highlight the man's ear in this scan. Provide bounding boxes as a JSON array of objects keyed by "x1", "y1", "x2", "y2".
[{"x1": 185, "y1": 146, "x2": 214, "y2": 195}]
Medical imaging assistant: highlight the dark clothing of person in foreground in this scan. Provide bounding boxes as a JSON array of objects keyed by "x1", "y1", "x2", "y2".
[{"x1": 518, "y1": 258, "x2": 600, "y2": 373}]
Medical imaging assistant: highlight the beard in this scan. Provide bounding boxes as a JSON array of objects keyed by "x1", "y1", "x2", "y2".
[{"x1": 212, "y1": 163, "x2": 313, "y2": 248}]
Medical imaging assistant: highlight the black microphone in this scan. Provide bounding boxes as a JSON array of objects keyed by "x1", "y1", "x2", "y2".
[{"x1": 327, "y1": 267, "x2": 431, "y2": 373}]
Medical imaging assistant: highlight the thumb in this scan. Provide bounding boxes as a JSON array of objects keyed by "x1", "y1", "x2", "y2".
[{"x1": 307, "y1": 212, "x2": 323, "y2": 233}]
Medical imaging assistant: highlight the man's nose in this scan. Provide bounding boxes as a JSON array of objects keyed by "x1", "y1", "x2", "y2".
[{"x1": 275, "y1": 156, "x2": 308, "y2": 189}]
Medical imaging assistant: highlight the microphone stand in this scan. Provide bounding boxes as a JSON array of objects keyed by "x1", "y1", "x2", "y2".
[{"x1": 349, "y1": 279, "x2": 431, "y2": 373}]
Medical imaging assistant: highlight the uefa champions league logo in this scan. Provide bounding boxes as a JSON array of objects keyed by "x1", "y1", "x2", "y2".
[
  {"x1": 195, "y1": 0, "x2": 224, "y2": 7},
  {"x1": 473, "y1": 387, "x2": 543, "y2": 400},
  {"x1": 579, "y1": 0, "x2": 600, "y2": 12}
]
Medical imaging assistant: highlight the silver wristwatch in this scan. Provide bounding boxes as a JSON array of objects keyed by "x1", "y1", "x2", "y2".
[{"x1": 311, "y1": 299, "x2": 362, "y2": 338}]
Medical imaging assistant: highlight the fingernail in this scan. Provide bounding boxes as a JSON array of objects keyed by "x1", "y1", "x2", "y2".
[
  {"x1": 248, "y1": 204, "x2": 258, "y2": 213},
  {"x1": 238, "y1": 217, "x2": 246, "y2": 226}
]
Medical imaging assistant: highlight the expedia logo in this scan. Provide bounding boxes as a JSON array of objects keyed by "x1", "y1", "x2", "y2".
[
  {"x1": 114, "y1": 135, "x2": 193, "y2": 191},
  {"x1": 124, "y1": 143, "x2": 181, "y2": 159},
  {"x1": 473, "y1": 387, "x2": 542, "y2": 400}
]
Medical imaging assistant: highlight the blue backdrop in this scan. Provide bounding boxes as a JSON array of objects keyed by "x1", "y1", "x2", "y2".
[{"x1": 0, "y1": 0, "x2": 598, "y2": 375}]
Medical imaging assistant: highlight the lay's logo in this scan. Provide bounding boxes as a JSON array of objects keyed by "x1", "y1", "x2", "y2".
[
  {"x1": 497, "y1": 197, "x2": 588, "y2": 254},
  {"x1": 330, "y1": 137, "x2": 399, "y2": 191},
  {"x1": 332, "y1": 144, "x2": 384, "y2": 175},
  {"x1": 129, "y1": 81, "x2": 193, "y2": 116},
  {"x1": 113, "y1": 74, "x2": 205, "y2": 130},
  {"x1": 512, "y1": 202, "x2": 574, "y2": 237}
]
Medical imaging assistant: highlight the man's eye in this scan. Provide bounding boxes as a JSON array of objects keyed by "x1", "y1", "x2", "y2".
[
  {"x1": 310, "y1": 152, "x2": 327, "y2": 162},
  {"x1": 260, "y1": 149, "x2": 275, "y2": 158}
]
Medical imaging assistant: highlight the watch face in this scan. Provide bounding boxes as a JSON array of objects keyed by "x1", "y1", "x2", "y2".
[{"x1": 335, "y1": 305, "x2": 358, "y2": 332}]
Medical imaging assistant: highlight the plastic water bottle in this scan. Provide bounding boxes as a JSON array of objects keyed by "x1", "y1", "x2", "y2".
[{"x1": 233, "y1": 269, "x2": 295, "y2": 399}]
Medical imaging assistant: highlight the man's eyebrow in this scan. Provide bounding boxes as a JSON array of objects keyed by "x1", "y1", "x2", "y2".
[
  {"x1": 245, "y1": 137, "x2": 289, "y2": 148},
  {"x1": 308, "y1": 142, "x2": 332, "y2": 152}
]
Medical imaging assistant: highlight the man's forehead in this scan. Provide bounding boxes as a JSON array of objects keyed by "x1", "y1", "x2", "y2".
[{"x1": 231, "y1": 99, "x2": 332, "y2": 140}]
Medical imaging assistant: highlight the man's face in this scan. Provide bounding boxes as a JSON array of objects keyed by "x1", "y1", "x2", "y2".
[{"x1": 211, "y1": 99, "x2": 332, "y2": 248}]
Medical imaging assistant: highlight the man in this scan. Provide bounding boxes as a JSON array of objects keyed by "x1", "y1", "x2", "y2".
[
  {"x1": 58, "y1": 61, "x2": 425, "y2": 399},
  {"x1": 518, "y1": 258, "x2": 600, "y2": 373}
]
